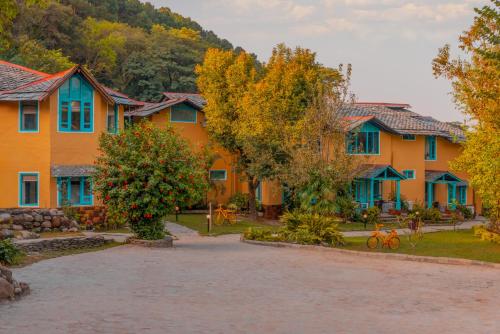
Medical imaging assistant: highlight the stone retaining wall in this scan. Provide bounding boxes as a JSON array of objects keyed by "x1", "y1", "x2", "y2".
[
  {"x1": 14, "y1": 236, "x2": 111, "y2": 253},
  {"x1": 0, "y1": 208, "x2": 79, "y2": 234},
  {"x1": 75, "y1": 206, "x2": 107, "y2": 227}
]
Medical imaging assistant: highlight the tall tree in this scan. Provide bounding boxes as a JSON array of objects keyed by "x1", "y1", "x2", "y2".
[
  {"x1": 433, "y1": 0, "x2": 499, "y2": 229},
  {"x1": 196, "y1": 45, "x2": 340, "y2": 217}
]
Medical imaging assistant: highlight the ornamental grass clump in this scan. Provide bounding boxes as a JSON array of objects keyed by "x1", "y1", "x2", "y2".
[
  {"x1": 0, "y1": 239, "x2": 24, "y2": 266},
  {"x1": 94, "y1": 121, "x2": 209, "y2": 240},
  {"x1": 245, "y1": 211, "x2": 345, "y2": 247}
]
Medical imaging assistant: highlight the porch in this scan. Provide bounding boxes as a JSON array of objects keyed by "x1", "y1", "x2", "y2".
[
  {"x1": 425, "y1": 170, "x2": 468, "y2": 211},
  {"x1": 352, "y1": 164, "x2": 406, "y2": 212}
]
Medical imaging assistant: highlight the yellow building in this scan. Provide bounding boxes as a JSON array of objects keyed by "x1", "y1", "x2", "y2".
[
  {"x1": 0, "y1": 61, "x2": 140, "y2": 217},
  {"x1": 0, "y1": 61, "x2": 480, "y2": 219},
  {"x1": 342, "y1": 102, "x2": 479, "y2": 214}
]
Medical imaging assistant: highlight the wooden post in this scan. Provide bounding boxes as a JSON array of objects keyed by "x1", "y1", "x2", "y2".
[{"x1": 208, "y1": 202, "x2": 212, "y2": 233}]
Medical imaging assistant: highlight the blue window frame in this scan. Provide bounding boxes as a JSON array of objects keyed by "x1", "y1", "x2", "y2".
[
  {"x1": 346, "y1": 123, "x2": 380, "y2": 155},
  {"x1": 58, "y1": 74, "x2": 93, "y2": 132},
  {"x1": 107, "y1": 104, "x2": 119, "y2": 134},
  {"x1": 19, "y1": 173, "x2": 39, "y2": 207},
  {"x1": 457, "y1": 186, "x2": 467, "y2": 205},
  {"x1": 209, "y1": 170, "x2": 227, "y2": 181},
  {"x1": 170, "y1": 104, "x2": 197, "y2": 123},
  {"x1": 402, "y1": 134, "x2": 416, "y2": 141},
  {"x1": 19, "y1": 101, "x2": 39, "y2": 132},
  {"x1": 403, "y1": 170, "x2": 416, "y2": 179},
  {"x1": 57, "y1": 177, "x2": 93, "y2": 206},
  {"x1": 425, "y1": 136, "x2": 437, "y2": 160}
]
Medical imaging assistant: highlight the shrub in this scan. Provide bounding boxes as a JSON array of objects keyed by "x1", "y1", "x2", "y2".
[
  {"x1": 336, "y1": 195, "x2": 356, "y2": 223},
  {"x1": 421, "y1": 208, "x2": 442, "y2": 222},
  {"x1": 0, "y1": 239, "x2": 24, "y2": 265},
  {"x1": 228, "y1": 192, "x2": 249, "y2": 211},
  {"x1": 94, "y1": 121, "x2": 209, "y2": 240},
  {"x1": 473, "y1": 225, "x2": 500, "y2": 244},
  {"x1": 280, "y1": 211, "x2": 345, "y2": 247},
  {"x1": 455, "y1": 202, "x2": 473, "y2": 220},
  {"x1": 365, "y1": 206, "x2": 381, "y2": 225},
  {"x1": 243, "y1": 228, "x2": 282, "y2": 242}
]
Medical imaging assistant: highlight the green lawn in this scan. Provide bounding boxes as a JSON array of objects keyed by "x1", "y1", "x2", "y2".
[
  {"x1": 342, "y1": 229, "x2": 500, "y2": 263},
  {"x1": 165, "y1": 214, "x2": 281, "y2": 236}
]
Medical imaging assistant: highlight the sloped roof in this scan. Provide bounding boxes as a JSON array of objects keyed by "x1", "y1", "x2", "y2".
[
  {"x1": 162, "y1": 92, "x2": 206, "y2": 108},
  {"x1": 51, "y1": 165, "x2": 95, "y2": 177},
  {"x1": 103, "y1": 86, "x2": 144, "y2": 106},
  {"x1": 342, "y1": 104, "x2": 465, "y2": 142},
  {"x1": 125, "y1": 98, "x2": 202, "y2": 117},
  {"x1": 0, "y1": 64, "x2": 114, "y2": 104},
  {"x1": 425, "y1": 170, "x2": 466, "y2": 186},
  {"x1": 357, "y1": 164, "x2": 406, "y2": 180},
  {"x1": 0, "y1": 60, "x2": 49, "y2": 91}
]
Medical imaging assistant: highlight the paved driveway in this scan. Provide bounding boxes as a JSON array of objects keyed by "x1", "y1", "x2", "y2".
[{"x1": 1, "y1": 232, "x2": 499, "y2": 334}]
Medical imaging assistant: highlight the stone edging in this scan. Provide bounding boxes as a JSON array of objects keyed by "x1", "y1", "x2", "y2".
[
  {"x1": 13, "y1": 236, "x2": 111, "y2": 253},
  {"x1": 128, "y1": 236, "x2": 173, "y2": 248},
  {"x1": 241, "y1": 238, "x2": 500, "y2": 269}
]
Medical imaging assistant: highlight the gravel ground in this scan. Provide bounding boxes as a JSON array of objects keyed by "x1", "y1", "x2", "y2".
[{"x1": 1, "y1": 231, "x2": 499, "y2": 334}]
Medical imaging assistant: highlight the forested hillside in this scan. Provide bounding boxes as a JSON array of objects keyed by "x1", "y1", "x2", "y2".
[{"x1": 0, "y1": 0, "x2": 242, "y2": 101}]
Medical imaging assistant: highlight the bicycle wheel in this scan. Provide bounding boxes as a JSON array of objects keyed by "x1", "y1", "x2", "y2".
[
  {"x1": 389, "y1": 237, "x2": 400, "y2": 250},
  {"x1": 366, "y1": 236, "x2": 379, "y2": 249},
  {"x1": 214, "y1": 213, "x2": 225, "y2": 225}
]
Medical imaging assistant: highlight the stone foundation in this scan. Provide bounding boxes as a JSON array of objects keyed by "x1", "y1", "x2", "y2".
[
  {"x1": 74, "y1": 206, "x2": 107, "y2": 227},
  {"x1": 14, "y1": 236, "x2": 111, "y2": 253},
  {"x1": 262, "y1": 205, "x2": 282, "y2": 220},
  {"x1": 0, "y1": 208, "x2": 79, "y2": 235}
]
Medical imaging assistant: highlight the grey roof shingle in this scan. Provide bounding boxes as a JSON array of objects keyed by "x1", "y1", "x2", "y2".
[
  {"x1": 425, "y1": 170, "x2": 467, "y2": 185},
  {"x1": 104, "y1": 87, "x2": 144, "y2": 106},
  {"x1": 357, "y1": 164, "x2": 406, "y2": 179},
  {"x1": 162, "y1": 92, "x2": 206, "y2": 108},
  {"x1": 51, "y1": 165, "x2": 95, "y2": 177},
  {"x1": 0, "y1": 61, "x2": 48, "y2": 91},
  {"x1": 341, "y1": 105, "x2": 465, "y2": 141},
  {"x1": 125, "y1": 98, "x2": 202, "y2": 117}
]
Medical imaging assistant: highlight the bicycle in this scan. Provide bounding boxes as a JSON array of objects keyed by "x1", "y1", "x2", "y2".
[
  {"x1": 366, "y1": 223, "x2": 401, "y2": 250},
  {"x1": 214, "y1": 204, "x2": 237, "y2": 225}
]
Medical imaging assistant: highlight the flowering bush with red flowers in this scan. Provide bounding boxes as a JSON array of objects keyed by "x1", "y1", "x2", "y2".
[{"x1": 94, "y1": 121, "x2": 209, "y2": 240}]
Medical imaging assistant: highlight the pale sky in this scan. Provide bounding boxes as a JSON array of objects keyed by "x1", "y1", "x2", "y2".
[{"x1": 149, "y1": 0, "x2": 487, "y2": 122}]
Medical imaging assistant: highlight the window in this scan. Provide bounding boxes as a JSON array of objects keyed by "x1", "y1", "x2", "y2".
[
  {"x1": 447, "y1": 185, "x2": 467, "y2": 205},
  {"x1": 458, "y1": 186, "x2": 467, "y2": 205},
  {"x1": 107, "y1": 104, "x2": 119, "y2": 133},
  {"x1": 19, "y1": 101, "x2": 38, "y2": 132},
  {"x1": 209, "y1": 170, "x2": 227, "y2": 181},
  {"x1": 19, "y1": 173, "x2": 39, "y2": 207},
  {"x1": 346, "y1": 123, "x2": 380, "y2": 155},
  {"x1": 170, "y1": 105, "x2": 197, "y2": 123},
  {"x1": 58, "y1": 74, "x2": 93, "y2": 132},
  {"x1": 425, "y1": 136, "x2": 437, "y2": 160},
  {"x1": 57, "y1": 177, "x2": 93, "y2": 206},
  {"x1": 403, "y1": 170, "x2": 415, "y2": 179},
  {"x1": 402, "y1": 134, "x2": 416, "y2": 141}
]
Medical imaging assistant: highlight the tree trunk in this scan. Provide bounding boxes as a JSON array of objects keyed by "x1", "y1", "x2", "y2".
[{"x1": 247, "y1": 176, "x2": 258, "y2": 220}]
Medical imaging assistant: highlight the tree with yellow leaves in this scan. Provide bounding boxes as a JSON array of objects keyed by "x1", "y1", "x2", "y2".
[
  {"x1": 196, "y1": 44, "x2": 340, "y2": 217},
  {"x1": 433, "y1": 0, "x2": 499, "y2": 229}
]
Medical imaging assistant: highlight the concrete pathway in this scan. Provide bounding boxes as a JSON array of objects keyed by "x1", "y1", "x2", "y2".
[
  {"x1": 343, "y1": 219, "x2": 483, "y2": 237},
  {"x1": 1, "y1": 229, "x2": 499, "y2": 334}
]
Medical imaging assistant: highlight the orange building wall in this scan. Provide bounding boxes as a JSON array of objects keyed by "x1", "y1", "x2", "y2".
[
  {"x1": 0, "y1": 100, "x2": 51, "y2": 208},
  {"x1": 0, "y1": 84, "x2": 124, "y2": 208},
  {"x1": 149, "y1": 106, "x2": 238, "y2": 204}
]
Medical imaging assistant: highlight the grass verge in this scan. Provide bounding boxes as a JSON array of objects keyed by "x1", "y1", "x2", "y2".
[
  {"x1": 342, "y1": 229, "x2": 500, "y2": 263},
  {"x1": 11, "y1": 242, "x2": 123, "y2": 268},
  {"x1": 165, "y1": 214, "x2": 281, "y2": 236}
]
